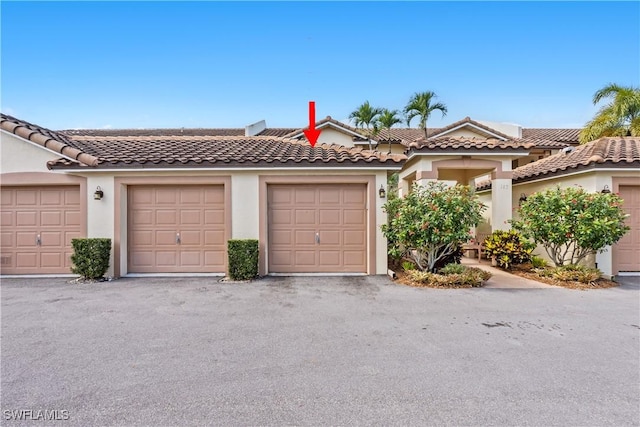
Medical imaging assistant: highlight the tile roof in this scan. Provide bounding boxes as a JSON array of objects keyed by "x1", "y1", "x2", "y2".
[
  {"x1": 408, "y1": 136, "x2": 534, "y2": 152},
  {"x1": 516, "y1": 137, "x2": 569, "y2": 150},
  {"x1": 521, "y1": 128, "x2": 580, "y2": 144},
  {"x1": 60, "y1": 127, "x2": 297, "y2": 138},
  {"x1": 44, "y1": 135, "x2": 405, "y2": 169},
  {"x1": 512, "y1": 137, "x2": 640, "y2": 182},
  {"x1": 476, "y1": 137, "x2": 640, "y2": 190},
  {"x1": 1, "y1": 114, "x2": 100, "y2": 166},
  {"x1": 427, "y1": 117, "x2": 513, "y2": 140},
  {"x1": 284, "y1": 116, "x2": 366, "y2": 139}
]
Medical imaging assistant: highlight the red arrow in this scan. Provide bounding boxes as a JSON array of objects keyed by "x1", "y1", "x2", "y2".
[{"x1": 303, "y1": 101, "x2": 322, "y2": 147}]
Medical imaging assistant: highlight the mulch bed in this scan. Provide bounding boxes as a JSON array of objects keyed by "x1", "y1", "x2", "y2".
[{"x1": 508, "y1": 266, "x2": 618, "y2": 290}]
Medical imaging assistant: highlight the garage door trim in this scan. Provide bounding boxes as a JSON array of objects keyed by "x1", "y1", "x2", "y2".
[
  {"x1": 114, "y1": 176, "x2": 232, "y2": 277},
  {"x1": 259, "y1": 175, "x2": 376, "y2": 275},
  {"x1": 1, "y1": 172, "x2": 87, "y2": 276}
]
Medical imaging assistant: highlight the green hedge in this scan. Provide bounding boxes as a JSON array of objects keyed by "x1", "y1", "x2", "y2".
[
  {"x1": 227, "y1": 239, "x2": 259, "y2": 280},
  {"x1": 71, "y1": 238, "x2": 111, "y2": 279}
]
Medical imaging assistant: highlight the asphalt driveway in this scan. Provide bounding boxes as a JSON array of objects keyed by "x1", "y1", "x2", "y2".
[{"x1": 1, "y1": 275, "x2": 639, "y2": 426}]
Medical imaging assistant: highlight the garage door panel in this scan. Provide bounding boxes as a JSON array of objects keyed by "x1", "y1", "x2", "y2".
[
  {"x1": 41, "y1": 252, "x2": 63, "y2": 268},
  {"x1": 180, "y1": 210, "x2": 201, "y2": 224},
  {"x1": 16, "y1": 190, "x2": 37, "y2": 206},
  {"x1": 1, "y1": 231, "x2": 13, "y2": 247},
  {"x1": 40, "y1": 231, "x2": 62, "y2": 247},
  {"x1": 204, "y1": 209, "x2": 225, "y2": 225},
  {"x1": 268, "y1": 184, "x2": 367, "y2": 273},
  {"x1": 1, "y1": 211, "x2": 13, "y2": 226},
  {"x1": 319, "y1": 251, "x2": 340, "y2": 266},
  {"x1": 40, "y1": 190, "x2": 62, "y2": 205},
  {"x1": 16, "y1": 211, "x2": 37, "y2": 226},
  {"x1": 319, "y1": 209, "x2": 340, "y2": 225},
  {"x1": 156, "y1": 230, "x2": 178, "y2": 245},
  {"x1": 295, "y1": 209, "x2": 316, "y2": 225},
  {"x1": 344, "y1": 230, "x2": 365, "y2": 246},
  {"x1": 65, "y1": 231, "x2": 81, "y2": 246},
  {"x1": 16, "y1": 232, "x2": 37, "y2": 247},
  {"x1": 16, "y1": 252, "x2": 38, "y2": 268},
  {"x1": 41, "y1": 211, "x2": 62, "y2": 227},
  {"x1": 65, "y1": 211, "x2": 81, "y2": 227},
  {"x1": 128, "y1": 185, "x2": 226, "y2": 273},
  {"x1": 180, "y1": 230, "x2": 202, "y2": 245},
  {"x1": 156, "y1": 210, "x2": 178, "y2": 224},
  {"x1": 295, "y1": 251, "x2": 316, "y2": 266}
]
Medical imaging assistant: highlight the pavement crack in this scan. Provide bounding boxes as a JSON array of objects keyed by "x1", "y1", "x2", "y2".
[{"x1": 482, "y1": 322, "x2": 512, "y2": 328}]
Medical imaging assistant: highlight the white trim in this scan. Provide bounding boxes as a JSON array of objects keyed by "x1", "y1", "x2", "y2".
[
  {"x1": 268, "y1": 273, "x2": 367, "y2": 277},
  {"x1": 0, "y1": 274, "x2": 78, "y2": 279},
  {"x1": 125, "y1": 273, "x2": 225, "y2": 277},
  {"x1": 616, "y1": 272, "x2": 640, "y2": 276},
  {"x1": 408, "y1": 151, "x2": 529, "y2": 161},
  {"x1": 430, "y1": 123, "x2": 508, "y2": 140},
  {"x1": 1, "y1": 128, "x2": 77, "y2": 163}
]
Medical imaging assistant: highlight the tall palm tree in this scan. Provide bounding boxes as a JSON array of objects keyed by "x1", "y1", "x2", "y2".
[
  {"x1": 404, "y1": 91, "x2": 448, "y2": 139},
  {"x1": 377, "y1": 109, "x2": 402, "y2": 153},
  {"x1": 349, "y1": 101, "x2": 382, "y2": 150},
  {"x1": 579, "y1": 83, "x2": 640, "y2": 143}
]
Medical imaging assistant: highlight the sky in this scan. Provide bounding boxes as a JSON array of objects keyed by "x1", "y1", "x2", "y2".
[{"x1": 1, "y1": 1, "x2": 639, "y2": 131}]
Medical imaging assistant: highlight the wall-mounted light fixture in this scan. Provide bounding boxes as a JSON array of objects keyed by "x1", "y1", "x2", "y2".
[
  {"x1": 518, "y1": 193, "x2": 527, "y2": 207},
  {"x1": 601, "y1": 185, "x2": 611, "y2": 194},
  {"x1": 94, "y1": 186, "x2": 104, "y2": 200},
  {"x1": 379, "y1": 185, "x2": 386, "y2": 199}
]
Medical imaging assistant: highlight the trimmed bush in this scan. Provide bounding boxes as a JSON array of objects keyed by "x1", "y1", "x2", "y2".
[
  {"x1": 71, "y1": 238, "x2": 111, "y2": 280},
  {"x1": 407, "y1": 266, "x2": 491, "y2": 288},
  {"x1": 227, "y1": 239, "x2": 259, "y2": 280},
  {"x1": 483, "y1": 230, "x2": 534, "y2": 270}
]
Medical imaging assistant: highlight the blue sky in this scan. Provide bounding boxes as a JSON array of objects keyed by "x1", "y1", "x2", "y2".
[{"x1": 2, "y1": 1, "x2": 639, "y2": 130}]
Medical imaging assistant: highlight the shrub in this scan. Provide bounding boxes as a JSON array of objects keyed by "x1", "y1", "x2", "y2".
[
  {"x1": 439, "y1": 263, "x2": 466, "y2": 275},
  {"x1": 531, "y1": 255, "x2": 548, "y2": 269},
  {"x1": 513, "y1": 186, "x2": 630, "y2": 266},
  {"x1": 227, "y1": 239, "x2": 259, "y2": 280},
  {"x1": 382, "y1": 182, "x2": 485, "y2": 272},
  {"x1": 550, "y1": 265, "x2": 602, "y2": 284},
  {"x1": 401, "y1": 260, "x2": 416, "y2": 271},
  {"x1": 483, "y1": 229, "x2": 534, "y2": 270},
  {"x1": 71, "y1": 238, "x2": 111, "y2": 280}
]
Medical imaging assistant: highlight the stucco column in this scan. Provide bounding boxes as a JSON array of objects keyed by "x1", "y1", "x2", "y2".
[{"x1": 491, "y1": 178, "x2": 512, "y2": 231}]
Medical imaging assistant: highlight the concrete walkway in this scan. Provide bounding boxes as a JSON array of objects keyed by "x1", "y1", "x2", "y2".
[{"x1": 461, "y1": 256, "x2": 552, "y2": 289}]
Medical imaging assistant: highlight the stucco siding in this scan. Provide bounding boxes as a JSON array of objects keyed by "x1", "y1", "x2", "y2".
[
  {"x1": 317, "y1": 128, "x2": 355, "y2": 147},
  {"x1": 1, "y1": 131, "x2": 60, "y2": 173}
]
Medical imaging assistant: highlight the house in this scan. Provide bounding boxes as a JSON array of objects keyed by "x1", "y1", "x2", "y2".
[{"x1": 1, "y1": 112, "x2": 638, "y2": 279}]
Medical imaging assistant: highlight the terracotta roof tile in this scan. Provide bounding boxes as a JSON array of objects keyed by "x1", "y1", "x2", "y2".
[
  {"x1": 1, "y1": 113, "x2": 100, "y2": 166},
  {"x1": 46, "y1": 135, "x2": 406, "y2": 169},
  {"x1": 516, "y1": 137, "x2": 569, "y2": 150},
  {"x1": 428, "y1": 117, "x2": 513, "y2": 140},
  {"x1": 521, "y1": 128, "x2": 580, "y2": 144},
  {"x1": 60, "y1": 128, "x2": 246, "y2": 137},
  {"x1": 512, "y1": 137, "x2": 640, "y2": 182},
  {"x1": 284, "y1": 116, "x2": 366, "y2": 139},
  {"x1": 409, "y1": 136, "x2": 534, "y2": 152}
]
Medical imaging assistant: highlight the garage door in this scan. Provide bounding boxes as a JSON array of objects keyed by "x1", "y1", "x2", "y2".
[
  {"x1": 268, "y1": 184, "x2": 367, "y2": 273},
  {"x1": 0, "y1": 186, "x2": 81, "y2": 275},
  {"x1": 128, "y1": 185, "x2": 226, "y2": 273},
  {"x1": 613, "y1": 185, "x2": 640, "y2": 274}
]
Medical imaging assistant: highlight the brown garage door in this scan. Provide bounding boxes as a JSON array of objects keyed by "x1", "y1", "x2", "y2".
[
  {"x1": 128, "y1": 185, "x2": 226, "y2": 273},
  {"x1": 1, "y1": 186, "x2": 81, "y2": 275},
  {"x1": 268, "y1": 184, "x2": 367, "y2": 273},
  {"x1": 613, "y1": 185, "x2": 640, "y2": 274}
]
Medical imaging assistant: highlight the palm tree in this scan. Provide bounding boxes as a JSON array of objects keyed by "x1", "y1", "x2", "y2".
[
  {"x1": 349, "y1": 101, "x2": 383, "y2": 150},
  {"x1": 377, "y1": 109, "x2": 402, "y2": 153},
  {"x1": 579, "y1": 83, "x2": 640, "y2": 143},
  {"x1": 404, "y1": 91, "x2": 448, "y2": 139}
]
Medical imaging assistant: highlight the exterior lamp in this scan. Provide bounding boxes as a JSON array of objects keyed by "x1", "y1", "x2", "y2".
[
  {"x1": 94, "y1": 186, "x2": 104, "y2": 200},
  {"x1": 518, "y1": 193, "x2": 527, "y2": 207},
  {"x1": 379, "y1": 185, "x2": 386, "y2": 199},
  {"x1": 601, "y1": 185, "x2": 611, "y2": 194}
]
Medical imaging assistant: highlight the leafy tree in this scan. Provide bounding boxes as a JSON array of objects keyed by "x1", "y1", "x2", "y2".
[
  {"x1": 512, "y1": 186, "x2": 630, "y2": 266},
  {"x1": 382, "y1": 181, "x2": 485, "y2": 272},
  {"x1": 376, "y1": 109, "x2": 403, "y2": 153},
  {"x1": 404, "y1": 91, "x2": 448, "y2": 139},
  {"x1": 579, "y1": 83, "x2": 640, "y2": 143},
  {"x1": 349, "y1": 101, "x2": 383, "y2": 150}
]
